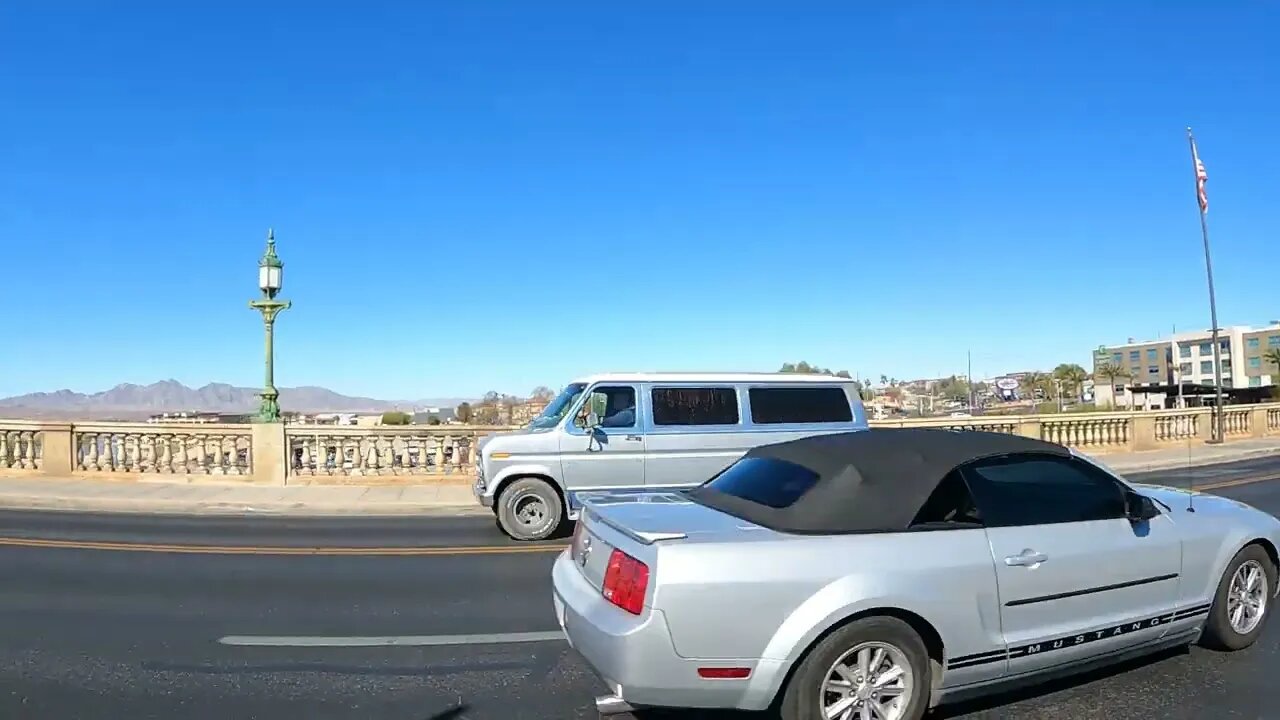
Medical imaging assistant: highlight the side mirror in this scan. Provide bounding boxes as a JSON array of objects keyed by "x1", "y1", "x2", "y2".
[
  {"x1": 1126, "y1": 492, "x2": 1160, "y2": 522},
  {"x1": 584, "y1": 411, "x2": 600, "y2": 430}
]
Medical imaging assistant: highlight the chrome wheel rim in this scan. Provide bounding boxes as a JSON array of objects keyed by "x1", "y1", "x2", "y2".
[
  {"x1": 1227, "y1": 560, "x2": 1268, "y2": 635},
  {"x1": 820, "y1": 641, "x2": 913, "y2": 720}
]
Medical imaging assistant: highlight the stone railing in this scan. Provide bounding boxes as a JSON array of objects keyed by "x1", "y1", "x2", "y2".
[
  {"x1": 0, "y1": 420, "x2": 505, "y2": 485},
  {"x1": 869, "y1": 404, "x2": 1280, "y2": 454},
  {"x1": 285, "y1": 426, "x2": 482, "y2": 479},
  {"x1": 2, "y1": 403, "x2": 1279, "y2": 484}
]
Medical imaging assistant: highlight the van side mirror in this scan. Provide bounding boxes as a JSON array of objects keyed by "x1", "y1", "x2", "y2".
[{"x1": 584, "y1": 411, "x2": 600, "y2": 430}]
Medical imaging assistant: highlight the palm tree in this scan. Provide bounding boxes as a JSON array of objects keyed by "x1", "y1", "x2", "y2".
[
  {"x1": 1020, "y1": 371, "x2": 1047, "y2": 404},
  {"x1": 1264, "y1": 348, "x2": 1280, "y2": 382},
  {"x1": 1093, "y1": 362, "x2": 1132, "y2": 409},
  {"x1": 1053, "y1": 363, "x2": 1088, "y2": 401}
]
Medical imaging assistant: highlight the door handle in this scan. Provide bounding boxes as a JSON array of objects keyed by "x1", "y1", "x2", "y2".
[
  {"x1": 624, "y1": 434, "x2": 642, "y2": 442},
  {"x1": 1004, "y1": 550, "x2": 1048, "y2": 567}
]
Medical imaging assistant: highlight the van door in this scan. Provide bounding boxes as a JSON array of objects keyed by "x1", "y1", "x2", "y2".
[
  {"x1": 641, "y1": 384, "x2": 748, "y2": 488},
  {"x1": 559, "y1": 384, "x2": 646, "y2": 501}
]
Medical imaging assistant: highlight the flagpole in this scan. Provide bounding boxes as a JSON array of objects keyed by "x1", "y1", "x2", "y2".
[{"x1": 1187, "y1": 127, "x2": 1225, "y2": 443}]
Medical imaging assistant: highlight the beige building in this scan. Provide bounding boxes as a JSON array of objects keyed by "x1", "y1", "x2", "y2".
[
  {"x1": 1093, "y1": 323, "x2": 1280, "y2": 409},
  {"x1": 1242, "y1": 325, "x2": 1280, "y2": 387}
]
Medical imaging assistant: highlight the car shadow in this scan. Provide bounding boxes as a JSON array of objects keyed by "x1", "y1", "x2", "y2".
[
  {"x1": 617, "y1": 645, "x2": 1191, "y2": 720},
  {"x1": 930, "y1": 644, "x2": 1188, "y2": 717},
  {"x1": 422, "y1": 706, "x2": 469, "y2": 720}
]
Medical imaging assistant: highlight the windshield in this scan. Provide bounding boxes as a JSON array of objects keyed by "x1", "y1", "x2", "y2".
[{"x1": 527, "y1": 383, "x2": 587, "y2": 429}]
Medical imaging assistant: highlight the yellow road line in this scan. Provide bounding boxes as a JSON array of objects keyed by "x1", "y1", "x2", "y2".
[{"x1": 0, "y1": 536, "x2": 568, "y2": 556}]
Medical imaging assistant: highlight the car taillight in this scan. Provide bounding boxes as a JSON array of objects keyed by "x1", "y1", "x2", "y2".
[{"x1": 601, "y1": 548, "x2": 649, "y2": 615}]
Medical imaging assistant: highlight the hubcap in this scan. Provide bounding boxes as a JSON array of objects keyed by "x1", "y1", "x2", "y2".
[
  {"x1": 1227, "y1": 560, "x2": 1269, "y2": 635},
  {"x1": 512, "y1": 493, "x2": 549, "y2": 530},
  {"x1": 820, "y1": 641, "x2": 913, "y2": 720}
]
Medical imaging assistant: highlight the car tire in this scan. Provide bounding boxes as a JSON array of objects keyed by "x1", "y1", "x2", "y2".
[
  {"x1": 779, "y1": 616, "x2": 931, "y2": 720},
  {"x1": 1201, "y1": 543, "x2": 1277, "y2": 651},
  {"x1": 496, "y1": 478, "x2": 563, "y2": 542}
]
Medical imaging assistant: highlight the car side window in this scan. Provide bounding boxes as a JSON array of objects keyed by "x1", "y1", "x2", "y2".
[
  {"x1": 576, "y1": 386, "x2": 637, "y2": 429},
  {"x1": 910, "y1": 470, "x2": 983, "y2": 530},
  {"x1": 961, "y1": 453, "x2": 1127, "y2": 528},
  {"x1": 651, "y1": 387, "x2": 739, "y2": 426}
]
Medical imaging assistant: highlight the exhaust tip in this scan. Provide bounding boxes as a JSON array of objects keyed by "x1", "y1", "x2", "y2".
[{"x1": 594, "y1": 693, "x2": 634, "y2": 716}]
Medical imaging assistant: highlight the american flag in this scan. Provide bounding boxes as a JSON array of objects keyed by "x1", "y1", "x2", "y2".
[{"x1": 1191, "y1": 137, "x2": 1209, "y2": 213}]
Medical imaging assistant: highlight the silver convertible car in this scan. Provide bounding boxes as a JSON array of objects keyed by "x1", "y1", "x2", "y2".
[{"x1": 551, "y1": 428, "x2": 1280, "y2": 720}]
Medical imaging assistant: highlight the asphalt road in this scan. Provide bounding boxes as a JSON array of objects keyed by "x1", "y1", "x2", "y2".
[{"x1": 1, "y1": 457, "x2": 1279, "y2": 720}]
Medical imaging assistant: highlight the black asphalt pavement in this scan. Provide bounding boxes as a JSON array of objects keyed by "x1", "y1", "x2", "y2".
[{"x1": 1, "y1": 457, "x2": 1278, "y2": 719}]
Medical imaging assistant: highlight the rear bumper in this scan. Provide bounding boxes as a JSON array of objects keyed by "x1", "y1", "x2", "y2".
[{"x1": 551, "y1": 550, "x2": 767, "y2": 711}]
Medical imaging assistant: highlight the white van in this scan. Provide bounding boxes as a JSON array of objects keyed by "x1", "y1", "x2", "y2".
[{"x1": 472, "y1": 372, "x2": 869, "y2": 540}]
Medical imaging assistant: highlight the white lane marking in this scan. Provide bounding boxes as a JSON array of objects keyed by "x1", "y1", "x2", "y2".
[{"x1": 217, "y1": 630, "x2": 566, "y2": 647}]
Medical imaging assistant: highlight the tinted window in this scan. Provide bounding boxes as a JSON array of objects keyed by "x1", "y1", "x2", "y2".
[
  {"x1": 700, "y1": 457, "x2": 819, "y2": 508},
  {"x1": 911, "y1": 471, "x2": 983, "y2": 529},
  {"x1": 962, "y1": 454, "x2": 1125, "y2": 527},
  {"x1": 748, "y1": 387, "x2": 853, "y2": 424},
  {"x1": 651, "y1": 387, "x2": 739, "y2": 426}
]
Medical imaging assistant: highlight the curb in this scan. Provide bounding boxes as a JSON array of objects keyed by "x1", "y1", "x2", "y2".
[
  {"x1": 0, "y1": 495, "x2": 491, "y2": 518},
  {"x1": 1101, "y1": 447, "x2": 1280, "y2": 475}
]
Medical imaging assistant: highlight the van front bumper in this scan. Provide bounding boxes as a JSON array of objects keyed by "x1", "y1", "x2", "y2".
[{"x1": 472, "y1": 475, "x2": 494, "y2": 508}]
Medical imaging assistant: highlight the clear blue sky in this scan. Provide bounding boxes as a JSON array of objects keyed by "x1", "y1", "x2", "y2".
[{"x1": 2, "y1": 1, "x2": 1277, "y2": 400}]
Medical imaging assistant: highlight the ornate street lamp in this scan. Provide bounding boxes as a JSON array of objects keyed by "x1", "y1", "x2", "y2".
[{"x1": 249, "y1": 228, "x2": 290, "y2": 423}]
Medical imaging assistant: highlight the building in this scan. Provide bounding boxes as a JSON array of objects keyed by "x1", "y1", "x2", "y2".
[
  {"x1": 1092, "y1": 322, "x2": 1280, "y2": 409},
  {"x1": 1242, "y1": 325, "x2": 1280, "y2": 388}
]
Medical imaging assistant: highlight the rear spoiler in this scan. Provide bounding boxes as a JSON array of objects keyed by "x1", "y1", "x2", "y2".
[{"x1": 579, "y1": 496, "x2": 688, "y2": 545}]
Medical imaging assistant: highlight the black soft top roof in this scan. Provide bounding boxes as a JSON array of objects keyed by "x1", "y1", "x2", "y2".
[{"x1": 686, "y1": 428, "x2": 1071, "y2": 534}]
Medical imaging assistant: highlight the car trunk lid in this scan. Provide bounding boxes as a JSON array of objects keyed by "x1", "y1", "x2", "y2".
[{"x1": 570, "y1": 490, "x2": 769, "y2": 595}]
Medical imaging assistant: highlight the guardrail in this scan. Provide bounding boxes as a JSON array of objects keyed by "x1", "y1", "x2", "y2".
[{"x1": 2, "y1": 403, "x2": 1279, "y2": 484}]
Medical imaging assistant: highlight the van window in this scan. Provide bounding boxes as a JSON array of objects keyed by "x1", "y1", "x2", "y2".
[
  {"x1": 748, "y1": 386, "x2": 852, "y2": 424},
  {"x1": 651, "y1": 387, "x2": 739, "y2": 426}
]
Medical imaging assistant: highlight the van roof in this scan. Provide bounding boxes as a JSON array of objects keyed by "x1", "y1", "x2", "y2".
[{"x1": 571, "y1": 372, "x2": 859, "y2": 385}]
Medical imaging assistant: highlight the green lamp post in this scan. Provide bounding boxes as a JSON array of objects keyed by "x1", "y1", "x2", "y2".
[{"x1": 249, "y1": 228, "x2": 291, "y2": 423}]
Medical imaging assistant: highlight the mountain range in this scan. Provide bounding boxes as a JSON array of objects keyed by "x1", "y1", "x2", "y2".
[{"x1": 0, "y1": 381, "x2": 470, "y2": 420}]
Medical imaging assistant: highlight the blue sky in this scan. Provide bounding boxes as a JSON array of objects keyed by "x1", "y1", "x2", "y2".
[{"x1": 2, "y1": 1, "x2": 1278, "y2": 400}]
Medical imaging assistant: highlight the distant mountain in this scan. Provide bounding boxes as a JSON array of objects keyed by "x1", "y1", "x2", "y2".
[{"x1": 0, "y1": 380, "x2": 471, "y2": 420}]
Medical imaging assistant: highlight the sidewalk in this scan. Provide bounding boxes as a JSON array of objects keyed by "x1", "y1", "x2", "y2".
[
  {"x1": 1, "y1": 437, "x2": 1278, "y2": 517},
  {"x1": 1085, "y1": 436, "x2": 1280, "y2": 473}
]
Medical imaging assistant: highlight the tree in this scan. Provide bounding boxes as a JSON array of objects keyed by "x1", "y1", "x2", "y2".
[
  {"x1": 455, "y1": 402, "x2": 473, "y2": 424},
  {"x1": 879, "y1": 374, "x2": 889, "y2": 386},
  {"x1": 1053, "y1": 363, "x2": 1088, "y2": 400},
  {"x1": 529, "y1": 386, "x2": 555, "y2": 401},
  {"x1": 381, "y1": 411, "x2": 411, "y2": 426},
  {"x1": 426, "y1": 416, "x2": 442, "y2": 426},
  {"x1": 777, "y1": 362, "x2": 853, "y2": 378},
  {"x1": 1264, "y1": 349, "x2": 1280, "y2": 384},
  {"x1": 935, "y1": 375, "x2": 971, "y2": 402},
  {"x1": 1093, "y1": 362, "x2": 1132, "y2": 408},
  {"x1": 1020, "y1": 372, "x2": 1047, "y2": 401}
]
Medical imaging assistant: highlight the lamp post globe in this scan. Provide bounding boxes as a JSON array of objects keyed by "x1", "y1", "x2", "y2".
[
  {"x1": 249, "y1": 228, "x2": 291, "y2": 423},
  {"x1": 258, "y1": 229, "x2": 284, "y2": 297}
]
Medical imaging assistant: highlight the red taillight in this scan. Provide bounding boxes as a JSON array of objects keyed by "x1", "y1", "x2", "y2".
[{"x1": 601, "y1": 548, "x2": 649, "y2": 615}]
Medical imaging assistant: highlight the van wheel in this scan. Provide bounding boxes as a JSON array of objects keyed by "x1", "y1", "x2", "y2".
[
  {"x1": 496, "y1": 478, "x2": 563, "y2": 542},
  {"x1": 779, "y1": 616, "x2": 930, "y2": 720},
  {"x1": 1201, "y1": 544, "x2": 1276, "y2": 651}
]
